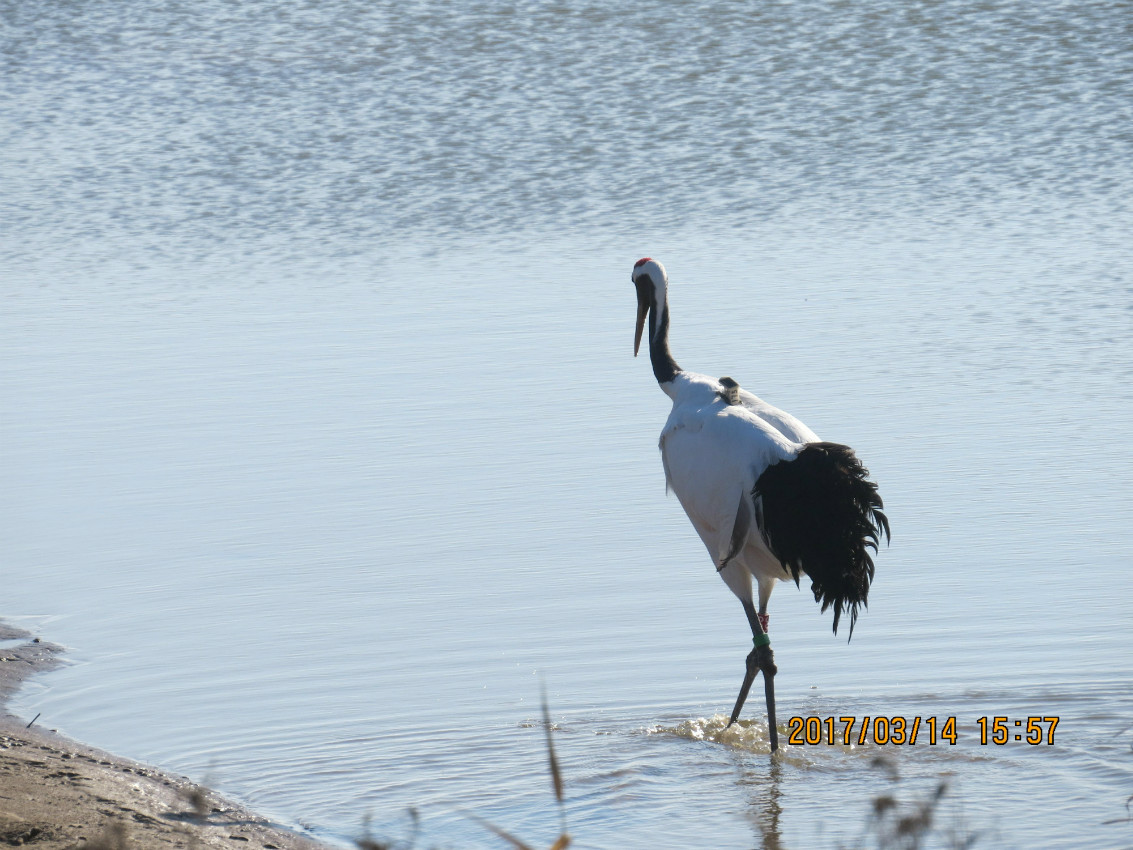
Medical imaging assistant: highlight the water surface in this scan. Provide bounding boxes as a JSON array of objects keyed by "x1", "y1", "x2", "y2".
[{"x1": 3, "y1": 1, "x2": 1132, "y2": 847}]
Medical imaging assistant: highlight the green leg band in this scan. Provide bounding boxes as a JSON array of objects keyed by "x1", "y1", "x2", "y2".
[{"x1": 753, "y1": 633, "x2": 771, "y2": 648}]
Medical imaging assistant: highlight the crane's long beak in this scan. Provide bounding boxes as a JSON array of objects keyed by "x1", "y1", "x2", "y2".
[{"x1": 634, "y1": 282, "x2": 649, "y2": 357}]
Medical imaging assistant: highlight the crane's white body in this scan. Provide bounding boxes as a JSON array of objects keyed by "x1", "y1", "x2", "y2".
[
  {"x1": 658, "y1": 371, "x2": 818, "y2": 612},
  {"x1": 632, "y1": 258, "x2": 886, "y2": 742}
]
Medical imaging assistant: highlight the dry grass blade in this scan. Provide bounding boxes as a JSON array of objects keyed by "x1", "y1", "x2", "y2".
[
  {"x1": 83, "y1": 822, "x2": 132, "y2": 850},
  {"x1": 1100, "y1": 793, "x2": 1133, "y2": 825},
  {"x1": 463, "y1": 812, "x2": 538, "y2": 850},
  {"x1": 181, "y1": 785, "x2": 210, "y2": 822},
  {"x1": 355, "y1": 807, "x2": 419, "y2": 850},
  {"x1": 541, "y1": 685, "x2": 571, "y2": 846},
  {"x1": 540, "y1": 686, "x2": 564, "y2": 805},
  {"x1": 461, "y1": 688, "x2": 570, "y2": 849}
]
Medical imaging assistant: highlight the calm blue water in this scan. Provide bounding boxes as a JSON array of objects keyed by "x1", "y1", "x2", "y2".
[{"x1": 3, "y1": 1, "x2": 1132, "y2": 848}]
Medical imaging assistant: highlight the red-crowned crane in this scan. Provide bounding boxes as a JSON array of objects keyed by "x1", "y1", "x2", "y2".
[{"x1": 631, "y1": 258, "x2": 889, "y2": 752}]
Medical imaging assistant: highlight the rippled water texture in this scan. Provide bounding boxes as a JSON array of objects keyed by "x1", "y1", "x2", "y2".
[
  {"x1": 5, "y1": 0, "x2": 1131, "y2": 254},
  {"x1": 3, "y1": 1, "x2": 1132, "y2": 848}
]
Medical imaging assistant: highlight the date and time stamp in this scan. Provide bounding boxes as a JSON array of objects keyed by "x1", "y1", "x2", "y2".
[{"x1": 785, "y1": 715, "x2": 1060, "y2": 747}]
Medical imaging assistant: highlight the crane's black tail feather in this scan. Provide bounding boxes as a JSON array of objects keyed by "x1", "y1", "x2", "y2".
[{"x1": 753, "y1": 442, "x2": 889, "y2": 637}]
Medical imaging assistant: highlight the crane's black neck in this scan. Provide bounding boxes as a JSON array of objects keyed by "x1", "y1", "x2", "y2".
[{"x1": 648, "y1": 291, "x2": 681, "y2": 385}]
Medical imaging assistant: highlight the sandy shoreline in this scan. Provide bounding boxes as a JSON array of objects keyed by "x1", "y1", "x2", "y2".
[{"x1": 0, "y1": 623, "x2": 333, "y2": 850}]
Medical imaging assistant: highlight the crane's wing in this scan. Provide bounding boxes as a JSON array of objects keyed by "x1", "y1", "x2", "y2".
[
  {"x1": 735, "y1": 387, "x2": 820, "y2": 444},
  {"x1": 753, "y1": 442, "x2": 889, "y2": 636},
  {"x1": 660, "y1": 401, "x2": 796, "y2": 568}
]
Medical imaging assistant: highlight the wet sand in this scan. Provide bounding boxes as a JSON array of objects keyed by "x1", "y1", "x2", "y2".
[{"x1": 0, "y1": 623, "x2": 333, "y2": 850}]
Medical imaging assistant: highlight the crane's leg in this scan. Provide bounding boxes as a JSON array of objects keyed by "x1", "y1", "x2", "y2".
[
  {"x1": 756, "y1": 577, "x2": 774, "y2": 634},
  {"x1": 727, "y1": 600, "x2": 779, "y2": 752}
]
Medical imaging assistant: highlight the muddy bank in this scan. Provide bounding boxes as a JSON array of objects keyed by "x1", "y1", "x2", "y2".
[{"x1": 0, "y1": 622, "x2": 334, "y2": 850}]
